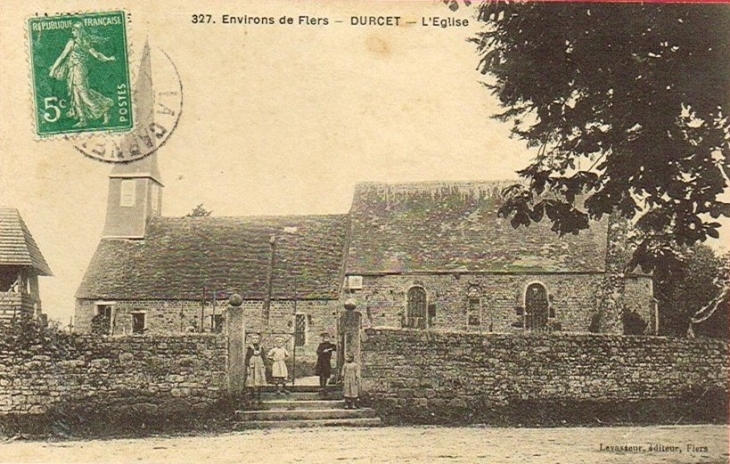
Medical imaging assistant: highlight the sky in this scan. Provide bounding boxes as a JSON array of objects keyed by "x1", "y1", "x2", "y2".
[{"x1": 0, "y1": 0, "x2": 727, "y2": 325}]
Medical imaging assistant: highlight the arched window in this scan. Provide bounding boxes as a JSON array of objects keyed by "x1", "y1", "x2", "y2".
[
  {"x1": 525, "y1": 282, "x2": 549, "y2": 331},
  {"x1": 406, "y1": 286, "x2": 427, "y2": 329}
]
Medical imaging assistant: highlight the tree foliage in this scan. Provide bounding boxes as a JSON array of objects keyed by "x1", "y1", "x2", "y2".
[
  {"x1": 474, "y1": 2, "x2": 730, "y2": 272},
  {"x1": 186, "y1": 204, "x2": 213, "y2": 218},
  {"x1": 655, "y1": 245, "x2": 729, "y2": 338}
]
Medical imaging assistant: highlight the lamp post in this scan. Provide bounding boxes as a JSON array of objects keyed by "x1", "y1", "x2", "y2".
[
  {"x1": 282, "y1": 227, "x2": 299, "y2": 385},
  {"x1": 263, "y1": 235, "x2": 276, "y2": 324}
]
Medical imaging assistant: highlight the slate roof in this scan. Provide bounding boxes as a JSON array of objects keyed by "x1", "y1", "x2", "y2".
[
  {"x1": 0, "y1": 208, "x2": 52, "y2": 276},
  {"x1": 345, "y1": 182, "x2": 609, "y2": 274},
  {"x1": 76, "y1": 215, "x2": 349, "y2": 300}
]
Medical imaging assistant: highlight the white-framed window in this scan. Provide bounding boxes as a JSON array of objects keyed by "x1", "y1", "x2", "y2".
[
  {"x1": 347, "y1": 275, "x2": 363, "y2": 290},
  {"x1": 294, "y1": 313, "x2": 308, "y2": 347},
  {"x1": 93, "y1": 302, "x2": 115, "y2": 335},
  {"x1": 120, "y1": 179, "x2": 136, "y2": 207}
]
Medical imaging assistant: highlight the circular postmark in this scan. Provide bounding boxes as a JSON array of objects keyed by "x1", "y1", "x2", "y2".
[{"x1": 67, "y1": 45, "x2": 183, "y2": 163}]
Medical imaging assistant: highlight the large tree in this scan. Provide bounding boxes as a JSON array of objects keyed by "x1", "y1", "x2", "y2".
[
  {"x1": 474, "y1": 2, "x2": 730, "y2": 269},
  {"x1": 474, "y1": 3, "x2": 730, "y2": 331}
]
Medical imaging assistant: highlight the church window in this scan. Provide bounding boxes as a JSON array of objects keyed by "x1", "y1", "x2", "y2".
[
  {"x1": 210, "y1": 314, "x2": 224, "y2": 333},
  {"x1": 120, "y1": 179, "x2": 136, "y2": 207},
  {"x1": 524, "y1": 282, "x2": 549, "y2": 331},
  {"x1": 467, "y1": 297, "x2": 481, "y2": 327},
  {"x1": 405, "y1": 286, "x2": 427, "y2": 329},
  {"x1": 294, "y1": 313, "x2": 307, "y2": 347},
  {"x1": 131, "y1": 312, "x2": 146, "y2": 335}
]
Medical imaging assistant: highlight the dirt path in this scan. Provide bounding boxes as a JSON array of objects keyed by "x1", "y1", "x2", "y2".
[{"x1": 1, "y1": 425, "x2": 727, "y2": 464}]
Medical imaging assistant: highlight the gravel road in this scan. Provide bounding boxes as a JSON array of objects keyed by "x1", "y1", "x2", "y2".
[{"x1": 1, "y1": 424, "x2": 727, "y2": 464}]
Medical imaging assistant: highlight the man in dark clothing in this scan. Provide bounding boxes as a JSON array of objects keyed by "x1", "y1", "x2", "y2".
[{"x1": 314, "y1": 332, "x2": 336, "y2": 396}]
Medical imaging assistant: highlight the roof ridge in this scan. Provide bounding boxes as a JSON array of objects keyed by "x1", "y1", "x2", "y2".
[
  {"x1": 354, "y1": 179, "x2": 520, "y2": 188},
  {"x1": 155, "y1": 213, "x2": 349, "y2": 221}
]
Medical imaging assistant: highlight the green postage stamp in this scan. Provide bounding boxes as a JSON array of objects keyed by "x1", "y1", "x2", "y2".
[{"x1": 28, "y1": 11, "x2": 133, "y2": 137}]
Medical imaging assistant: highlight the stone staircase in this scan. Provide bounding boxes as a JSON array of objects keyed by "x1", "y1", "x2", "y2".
[{"x1": 234, "y1": 385, "x2": 382, "y2": 429}]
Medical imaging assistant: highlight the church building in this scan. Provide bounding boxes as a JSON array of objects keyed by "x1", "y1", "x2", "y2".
[{"x1": 75, "y1": 155, "x2": 654, "y2": 371}]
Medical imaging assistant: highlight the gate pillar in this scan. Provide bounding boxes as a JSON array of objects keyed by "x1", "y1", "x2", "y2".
[
  {"x1": 225, "y1": 294, "x2": 246, "y2": 396},
  {"x1": 338, "y1": 298, "x2": 362, "y2": 375}
]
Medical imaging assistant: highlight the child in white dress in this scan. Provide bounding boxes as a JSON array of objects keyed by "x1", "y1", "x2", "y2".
[
  {"x1": 341, "y1": 353, "x2": 360, "y2": 409},
  {"x1": 268, "y1": 337, "x2": 290, "y2": 394}
]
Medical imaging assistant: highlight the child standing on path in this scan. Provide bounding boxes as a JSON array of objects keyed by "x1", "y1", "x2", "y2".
[
  {"x1": 268, "y1": 337, "x2": 290, "y2": 395},
  {"x1": 245, "y1": 333, "x2": 267, "y2": 405},
  {"x1": 341, "y1": 353, "x2": 360, "y2": 409}
]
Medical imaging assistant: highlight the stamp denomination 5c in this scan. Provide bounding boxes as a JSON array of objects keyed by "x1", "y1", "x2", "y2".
[{"x1": 28, "y1": 11, "x2": 133, "y2": 137}]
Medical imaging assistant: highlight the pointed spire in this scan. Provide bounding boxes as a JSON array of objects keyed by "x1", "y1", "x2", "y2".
[
  {"x1": 110, "y1": 39, "x2": 163, "y2": 185},
  {"x1": 102, "y1": 41, "x2": 164, "y2": 239}
]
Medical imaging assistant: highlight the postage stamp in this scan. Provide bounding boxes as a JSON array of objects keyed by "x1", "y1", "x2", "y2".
[
  {"x1": 71, "y1": 44, "x2": 183, "y2": 163},
  {"x1": 28, "y1": 11, "x2": 133, "y2": 138}
]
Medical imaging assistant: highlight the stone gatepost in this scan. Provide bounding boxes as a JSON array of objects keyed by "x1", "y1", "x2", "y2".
[
  {"x1": 338, "y1": 298, "x2": 362, "y2": 373},
  {"x1": 225, "y1": 294, "x2": 246, "y2": 396}
]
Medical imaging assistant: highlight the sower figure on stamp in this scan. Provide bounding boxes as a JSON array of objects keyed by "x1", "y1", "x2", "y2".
[
  {"x1": 314, "y1": 332, "x2": 336, "y2": 397},
  {"x1": 49, "y1": 22, "x2": 115, "y2": 128},
  {"x1": 267, "y1": 337, "x2": 290, "y2": 395},
  {"x1": 245, "y1": 333, "x2": 267, "y2": 405}
]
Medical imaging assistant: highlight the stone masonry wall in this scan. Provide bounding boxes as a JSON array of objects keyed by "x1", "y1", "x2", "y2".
[
  {"x1": 76, "y1": 299, "x2": 339, "y2": 374},
  {"x1": 361, "y1": 328, "x2": 728, "y2": 422},
  {"x1": 350, "y1": 273, "x2": 653, "y2": 333},
  {"x1": 0, "y1": 334, "x2": 226, "y2": 416}
]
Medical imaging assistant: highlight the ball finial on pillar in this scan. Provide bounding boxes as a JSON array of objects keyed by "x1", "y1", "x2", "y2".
[
  {"x1": 344, "y1": 298, "x2": 357, "y2": 311},
  {"x1": 228, "y1": 293, "x2": 243, "y2": 307}
]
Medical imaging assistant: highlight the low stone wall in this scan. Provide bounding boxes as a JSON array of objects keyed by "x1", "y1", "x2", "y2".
[
  {"x1": 361, "y1": 329, "x2": 729, "y2": 425},
  {"x1": 0, "y1": 334, "x2": 227, "y2": 418}
]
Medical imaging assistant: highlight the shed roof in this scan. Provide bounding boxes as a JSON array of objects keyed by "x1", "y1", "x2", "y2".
[
  {"x1": 0, "y1": 208, "x2": 52, "y2": 276},
  {"x1": 76, "y1": 214, "x2": 349, "y2": 300}
]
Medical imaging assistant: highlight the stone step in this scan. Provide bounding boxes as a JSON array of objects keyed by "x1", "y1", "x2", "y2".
[
  {"x1": 261, "y1": 384, "x2": 340, "y2": 393},
  {"x1": 262, "y1": 399, "x2": 346, "y2": 410},
  {"x1": 233, "y1": 417, "x2": 382, "y2": 430},
  {"x1": 236, "y1": 407, "x2": 377, "y2": 421},
  {"x1": 261, "y1": 391, "x2": 343, "y2": 400}
]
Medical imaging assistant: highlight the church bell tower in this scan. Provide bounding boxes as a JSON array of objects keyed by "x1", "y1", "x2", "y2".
[
  {"x1": 101, "y1": 40, "x2": 163, "y2": 239},
  {"x1": 101, "y1": 155, "x2": 163, "y2": 238}
]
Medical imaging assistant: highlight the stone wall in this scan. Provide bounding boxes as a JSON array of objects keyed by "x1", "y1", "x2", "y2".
[
  {"x1": 361, "y1": 328, "x2": 728, "y2": 424},
  {"x1": 0, "y1": 334, "x2": 226, "y2": 416},
  {"x1": 75, "y1": 299, "x2": 227, "y2": 335},
  {"x1": 350, "y1": 273, "x2": 653, "y2": 334},
  {"x1": 75, "y1": 298, "x2": 339, "y2": 375}
]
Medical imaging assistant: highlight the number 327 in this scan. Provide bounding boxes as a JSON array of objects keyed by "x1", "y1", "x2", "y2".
[{"x1": 191, "y1": 14, "x2": 212, "y2": 23}]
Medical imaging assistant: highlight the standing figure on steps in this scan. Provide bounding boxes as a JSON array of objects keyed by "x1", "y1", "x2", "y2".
[
  {"x1": 314, "y1": 332, "x2": 336, "y2": 397},
  {"x1": 268, "y1": 337, "x2": 290, "y2": 395},
  {"x1": 245, "y1": 333, "x2": 267, "y2": 405},
  {"x1": 341, "y1": 353, "x2": 360, "y2": 409}
]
